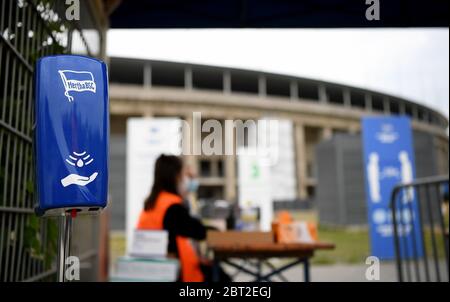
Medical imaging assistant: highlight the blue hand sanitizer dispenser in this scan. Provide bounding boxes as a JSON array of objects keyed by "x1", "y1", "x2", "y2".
[{"x1": 34, "y1": 55, "x2": 109, "y2": 216}]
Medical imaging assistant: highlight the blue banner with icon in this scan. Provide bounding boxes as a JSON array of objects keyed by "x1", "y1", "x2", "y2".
[
  {"x1": 362, "y1": 116, "x2": 423, "y2": 260},
  {"x1": 34, "y1": 55, "x2": 109, "y2": 216}
]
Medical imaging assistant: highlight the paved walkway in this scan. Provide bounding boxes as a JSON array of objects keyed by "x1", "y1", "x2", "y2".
[
  {"x1": 224, "y1": 261, "x2": 398, "y2": 282},
  {"x1": 225, "y1": 260, "x2": 449, "y2": 282}
]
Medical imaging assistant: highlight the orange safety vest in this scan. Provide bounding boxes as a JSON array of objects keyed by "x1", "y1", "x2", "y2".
[{"x1": 136, "y1": 191, "x2": 204, "y2": 282}]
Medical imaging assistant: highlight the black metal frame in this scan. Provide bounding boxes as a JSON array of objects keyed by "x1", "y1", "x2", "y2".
[
  {"x1": 391, "y1": 175, "x2": 449, "y2": 282},
  {"x1": 213, "y1": 258, "x2": 310, "y2": 282}
]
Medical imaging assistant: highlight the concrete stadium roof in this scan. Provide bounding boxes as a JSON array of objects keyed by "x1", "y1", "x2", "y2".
[{"x1": 109, "y1": 56, "x2": 449, "y2": 130}]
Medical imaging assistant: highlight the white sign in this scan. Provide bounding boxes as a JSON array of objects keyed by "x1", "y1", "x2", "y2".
[
  {"x1": 268, "y1": 119, "x2": 296, "y2": 200},
  {"x1": 238, "y1": 146, "x2": 272, "y2": 231},
  {"x1": 130, "y1": 230, "x2": 168, "y2": 258},
  {"x1": 126, "y1": 118, "x2": 182, "y2": 253},
  {"x1": 237, "y1": 119, "x2": 296, "y2": 231}
]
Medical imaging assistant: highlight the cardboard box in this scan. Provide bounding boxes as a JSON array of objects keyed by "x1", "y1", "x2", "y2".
[
  {"x1": 207, "y1": 231, "x2": 274, "y2": 246},
  {"x1": 276, "y1": 222, "x2": 318, "y2": 244}
]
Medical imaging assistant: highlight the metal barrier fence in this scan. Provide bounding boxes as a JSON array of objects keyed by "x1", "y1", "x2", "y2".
[
  {"x1": 0, "y1": 0, "x2": 100, "y2": 282},
  {"x1": 391, "y1": 175, "x2": 449, "y2": 282}
]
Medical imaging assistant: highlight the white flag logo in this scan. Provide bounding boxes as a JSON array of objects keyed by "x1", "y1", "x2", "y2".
[{"x1": 58, "y1": 70, "x2": 96, "y2": 102}]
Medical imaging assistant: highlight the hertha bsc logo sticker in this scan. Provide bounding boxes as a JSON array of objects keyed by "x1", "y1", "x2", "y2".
[{"x1": 58, "y1": 70, "x2": 97, "y2": 102}]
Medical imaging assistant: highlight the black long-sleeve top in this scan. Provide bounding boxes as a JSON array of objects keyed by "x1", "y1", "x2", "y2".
[{"x1": 162, "y1": 203, "x2": 207, "y2": 256}]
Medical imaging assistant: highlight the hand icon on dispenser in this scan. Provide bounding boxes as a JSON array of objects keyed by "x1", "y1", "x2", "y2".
[
  {"x1": 61, "y1": 151, "x2": 98, "y2": 187},
  {"x1": 61, "y1": 172, "x2": 98, "y2": 187}
]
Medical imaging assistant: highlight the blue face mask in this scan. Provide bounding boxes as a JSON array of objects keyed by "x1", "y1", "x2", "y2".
[{"x1": 186, "y1": 178, "x2": 200, "y2": 193}]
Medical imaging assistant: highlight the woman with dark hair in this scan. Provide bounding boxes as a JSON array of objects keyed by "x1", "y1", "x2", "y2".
[{"x1": 136, "y1": 154, "x2": 229, "y2": 282}]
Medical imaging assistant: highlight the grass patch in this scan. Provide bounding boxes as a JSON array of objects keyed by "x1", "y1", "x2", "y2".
[
  {"x1": 421, "y1": 227, "x2": 447, "y2": 259},
  {"x1": 286, "y1": 210, "x2": 371, "y2": 265},
  {"x1": 313, "y1": 226, "x2": 370, "y2": 265}
]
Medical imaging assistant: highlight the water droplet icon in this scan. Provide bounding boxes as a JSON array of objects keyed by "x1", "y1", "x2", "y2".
[
  {"x1": 65, "y1": 151, "x2": 94, "y2": 168},
  {"x1": 77, "y1": 159, "x2": 84, "y2": 167}
]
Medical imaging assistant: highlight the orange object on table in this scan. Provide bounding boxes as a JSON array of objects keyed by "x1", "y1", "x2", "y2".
[{"x1": 273, "y1": 211, "x2": 318, "y2": 243}]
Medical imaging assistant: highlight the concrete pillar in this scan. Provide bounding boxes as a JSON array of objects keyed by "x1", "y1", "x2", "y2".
[
  {"x1": 321, "y1": 127, "x2": 333, "y2": 141},
  {"x1": 258, "y1": 74, "x2": 266, "y2": 97},
  {"x1": 412, "y1": 105, "x2": 419, "y2": 119},
  {"x1": 349, "y1": 124, "x2": 360, "y2": 134},
  {"x1": 290, "y1": 80, "x2": 298, "y2": 101},
  {"x1": 143, "y1": 63, "x2": 152, "y2": 87},
  {"x1": 399, "y1": 101, "x2": 406, "y2": 115},
  {"x1": 343, "y1": 88, "x2": 351, "y2": 107},
  {"x1": 183, "y1": 113, "x2": 195, "y2": 167},
  {"x1": 224, "y1": 118, "x2": 237, "y2": 201},
  {"x1": 183, "y1": 114, "x2": 199, "y2": 205},
  {"x1": 143, "y1": 109, "x2": 153, "y2": 117},
  {"x1": 294, "y1": 122, "x2": 307, "y2": 199},
  {"x1": 423, "y1": 110, "x2": 430, "y2": 123},
  {"x1": 383, "y1": 96, "x2": 391, "y2": 114},
  {"x1": 210, "y1": 159, "x2": 219, "y2": 178},
  {"x1": 185, "y1": 66, "x2": 193, "y2": 90},
  {"x1": 318, "y1": 84, "x2": 328, "y2": 103},
  {"x1": 192, "y1": 111, "x2": 202, "y2": 156},
  {"x1": 365, "y1": 94, "x2": 373, "y2": 112},
  {"x1": 223, "y1": 70, "x2": 231, "y2": 94}
]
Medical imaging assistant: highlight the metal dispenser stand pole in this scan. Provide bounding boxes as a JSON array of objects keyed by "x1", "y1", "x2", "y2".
[{"x1": 56, "y1": 212, "x2": 73, "y2": 282}]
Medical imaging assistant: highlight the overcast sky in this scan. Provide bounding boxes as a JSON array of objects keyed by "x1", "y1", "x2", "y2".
[{"x1": 107, "y1": 28, "x2": 449, "y2": 119}]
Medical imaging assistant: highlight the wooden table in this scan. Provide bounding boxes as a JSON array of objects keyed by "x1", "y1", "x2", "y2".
[{"x1": 209, "y1": 242, "x2": 335, "y2": 282}]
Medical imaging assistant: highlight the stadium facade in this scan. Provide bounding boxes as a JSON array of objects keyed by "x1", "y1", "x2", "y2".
[{"x1": 108, "y1": 57, "x2": 449, "y2": 229}]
